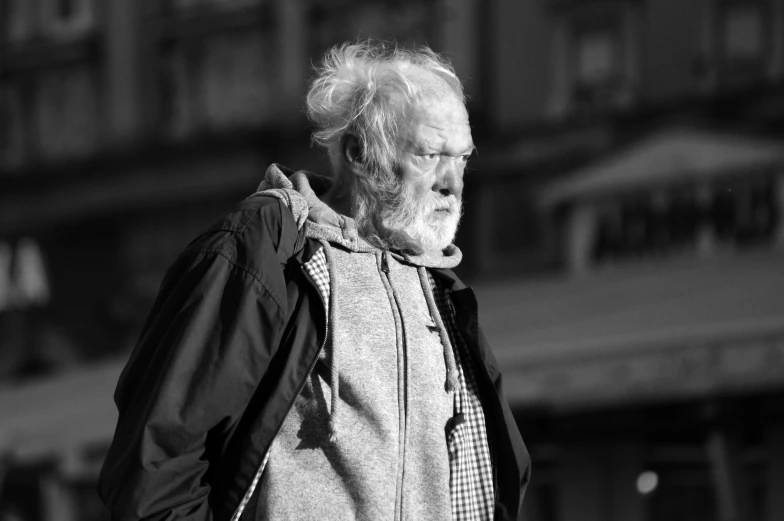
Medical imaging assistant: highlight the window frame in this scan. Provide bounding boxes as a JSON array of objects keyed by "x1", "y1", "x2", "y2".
[
  {"x1": 715, "y1": 0, "x2": 773, "y2": 79},
  {"x1": 546, "y1": 1, "x2": 641, "y2": 120},
  {"x1": 0, "y1": 79, "x2": 30, "y2": 169},
  {"x1": 153, "y1": 2, "x2": 277, "y2": 141},
  {"x1": 39, "y1": 0, "x2": 97, "y2": 40},
  {"x1": 570, "y1": 15, "x2": 625, "y2": 91}
]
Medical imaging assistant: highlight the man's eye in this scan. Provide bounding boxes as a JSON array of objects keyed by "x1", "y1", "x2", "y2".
[
  {"x1": 460, "y1": 154, "x2": 471, "y2": 162},
  {"x1": 425, "y1": 153, "x2": 439, "y2": 161}
]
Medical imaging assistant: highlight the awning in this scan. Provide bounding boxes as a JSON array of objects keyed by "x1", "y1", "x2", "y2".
[
  {"x1": 541, "y1": 129, "x2": 784, "y2": 206},
  {"x1": 0, "y1": 153, "x2": 263, "y2": 236},
  {"x1": 474, "y1": 252, "x2": 784, "y2": 410}
]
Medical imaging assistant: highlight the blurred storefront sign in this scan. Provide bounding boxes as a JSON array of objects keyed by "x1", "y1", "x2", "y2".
[
  {"x1": 0, "y1": 239, "x2": 50, "y2": 313},
  {"x1": 540, "y1": 128, "x2": 784, "y2": 274}
]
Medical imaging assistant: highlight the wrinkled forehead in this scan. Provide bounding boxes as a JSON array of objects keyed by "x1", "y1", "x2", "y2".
[
  {"x1": 383, "y1": 66, "x2": 462, "y2": 114},
  {"x1": 413, "y1": 65, "x2": 461, "y2": 98},
  {"x1": 402, "y1": 66, "x2": 463, "y2": 108},
  {"x1": 384, "y1": 67, "x2": 472, "y2": 149},
  {"x1": 396, "y1": 90, "x2": 472, "y2": 150},
  {"x1": 407, "y1": 93, "x2": 469, "y2": 127}
]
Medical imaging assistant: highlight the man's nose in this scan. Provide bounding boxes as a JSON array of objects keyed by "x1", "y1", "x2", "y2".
[{"x1": 434, "y1": 159, "x2": 464, "y2": 197}]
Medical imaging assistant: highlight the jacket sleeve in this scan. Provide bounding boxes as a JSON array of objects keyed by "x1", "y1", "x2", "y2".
[
  {"x1": 481, "y1": 324, "x2": 532, "y2": 518},
  {"x1": 98, "y1": 202, "x2": 296, "y2": 521}
]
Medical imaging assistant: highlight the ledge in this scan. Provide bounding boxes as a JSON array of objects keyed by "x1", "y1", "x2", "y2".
[
  {"x1": 0, "y1": 33, "x2": 102, "y2": 73},
  {"x1": 156, "y1": 3, "x2": 274, "y2": 42}
]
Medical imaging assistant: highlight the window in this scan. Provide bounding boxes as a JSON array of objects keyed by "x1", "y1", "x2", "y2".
[
  {"x1": 569, "y1": 12, "x2": 632, "y2": 116},
  {"x1": 201, "y1": 32, "x2": 274, "y2": 129},
  {"x1": 575, "y1": 28, "x2": 620, "y2": 87},
  {"x1": 4, "y1": 0, "x2": 96, "y2": 43},
  {"x1": 40, "y1": 0, "x2": 95, "y2": 39},
  {"x1": 160, "y1": 43, "x2": 203, "y2": 140},
  {"x1": 717, "y1": 0, "x2": 771, "y2": 76},
  {"x1": 0, "y1": 83, "x2": 27, "y2": 170},
  {"x1": 58, "y1": 0, "x2": 75, "y2": 19},
  {"x1": 157, "y1": 0, "x2": 276, "y2": 139},
  {"x1": 1, "y1": 0, "x2": 103, "y2": 168},
  {"x1": 723, "y1": 4, "x2": 764, "y2": 60},
  {"x1": 34, "y1": 66, "x2": 100, "y2": 160},
  {"x1": 547, "y1": 3, "x2": 640, "y2": 119},
  {"x1": 159, "y1": 30, "x2": 275, "y2": 139},
  {"x1": 3, "y1": 0, "x2": 37, "y2": 44}
]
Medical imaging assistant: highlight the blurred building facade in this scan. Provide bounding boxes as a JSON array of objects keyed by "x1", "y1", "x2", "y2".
[{"x1": 1, "y1": 0, "x2": 784, "y2": 520}]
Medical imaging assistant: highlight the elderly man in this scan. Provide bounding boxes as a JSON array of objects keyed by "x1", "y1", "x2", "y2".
[{"x1": 99, "y1": 41, "x2": 530, "y2": 521}]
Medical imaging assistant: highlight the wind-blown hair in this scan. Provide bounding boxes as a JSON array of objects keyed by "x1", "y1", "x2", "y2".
[
  {"x1": 306, "y1": 40, "x2": 464, "y2": 177},
  {"x1": 306, "y1": 40, "x2": 465, "y2": 253}
]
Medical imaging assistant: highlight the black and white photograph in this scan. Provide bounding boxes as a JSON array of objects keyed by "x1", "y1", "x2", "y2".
[{"x1": 1, "y1": 0, "x2": 783, "y2": 520}]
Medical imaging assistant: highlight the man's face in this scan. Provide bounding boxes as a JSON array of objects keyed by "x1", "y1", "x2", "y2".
[{"x1": 388, "y1": 92, "x2": 474, "y2": 253}]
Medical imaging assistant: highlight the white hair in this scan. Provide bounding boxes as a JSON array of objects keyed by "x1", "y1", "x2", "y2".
[
  {"x1": 305, "y1": 40, "x2": 466, "y2": 253},
  {"x1": 306, "y1": 40, "x2": 465, "y2": 178}
]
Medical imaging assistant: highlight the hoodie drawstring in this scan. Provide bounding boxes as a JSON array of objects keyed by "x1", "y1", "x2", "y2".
[
  {"x1": 417, "y1": 267, "x2": 460, "y2": 392},
  {"x1": 318, "y1": 239, "x2": 341, "y2": 443},
  {"x1": 317, "y1": 244, "x2": 458, "y2": 442}
]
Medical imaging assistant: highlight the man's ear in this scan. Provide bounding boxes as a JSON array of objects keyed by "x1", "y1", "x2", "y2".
[{"x1": 342, "y1": 135, "x2": 365, "y2": 176}]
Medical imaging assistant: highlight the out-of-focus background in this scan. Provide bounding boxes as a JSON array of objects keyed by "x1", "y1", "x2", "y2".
[{"x1": 1, "y1": 0, "x2": 784, "y2": 519}]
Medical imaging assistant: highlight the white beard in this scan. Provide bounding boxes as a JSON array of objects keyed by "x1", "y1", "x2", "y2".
[
  {"x1": 383, "y1": 189, "x2": 462, "y2": 253},
  {"x1": 351, "y1": 165, "x2": 463, "y2": 254}
]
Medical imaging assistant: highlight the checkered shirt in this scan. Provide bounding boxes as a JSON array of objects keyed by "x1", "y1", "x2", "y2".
[
  {"x1": 428, "y1": 272, "x2": 496, "y2": 521},
  {"x1": 303, "y1": 248, "x2": 330, "y2": 308}
]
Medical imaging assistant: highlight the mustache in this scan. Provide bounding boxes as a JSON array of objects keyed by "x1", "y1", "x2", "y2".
[{"x1": 425, "y1": 193, "x2": 461, "y2": 212}]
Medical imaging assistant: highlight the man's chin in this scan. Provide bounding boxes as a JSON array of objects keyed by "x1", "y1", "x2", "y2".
[
  {"x1": 376, "y1": 202, "x2": 461, "y2": 254},
  {"x1": 408, "y1": 224, "x2": 459, "y2": 254}
]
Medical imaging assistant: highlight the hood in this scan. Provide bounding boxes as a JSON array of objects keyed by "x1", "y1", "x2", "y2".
[{"x1": 253, "y1": 164, "x2": 462, "y2": 270}]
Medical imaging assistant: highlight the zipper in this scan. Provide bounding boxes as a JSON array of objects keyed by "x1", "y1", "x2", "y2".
[
  {"x1": 379, "y1": 250, "x2": 407, "y2": 521},
  {"x1": 230, "y1": 264, "x2": 329, "y2": 521}
]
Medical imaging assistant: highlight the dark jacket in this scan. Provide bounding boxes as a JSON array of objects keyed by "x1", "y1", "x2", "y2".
[{"x1": 98, "y1": 194, "x2": 531, "y2": 521}]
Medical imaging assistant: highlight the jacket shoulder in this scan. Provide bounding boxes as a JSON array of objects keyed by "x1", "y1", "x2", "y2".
[
  {"x1": 165, "y1": 195, "x2": 301, "y2": 311},
  {"x1": 185, "y1": 195, "x2": 301, "y2": 266}
]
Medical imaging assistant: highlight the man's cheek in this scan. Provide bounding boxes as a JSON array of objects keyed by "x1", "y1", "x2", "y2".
[{"x1": 408, "y1": 162, "x2": 432, "y2": 179}]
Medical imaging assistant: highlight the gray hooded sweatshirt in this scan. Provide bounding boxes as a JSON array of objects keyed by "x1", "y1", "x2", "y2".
[{"x1": 248, "y1": 165, "x2": 464, "y2": 521}]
